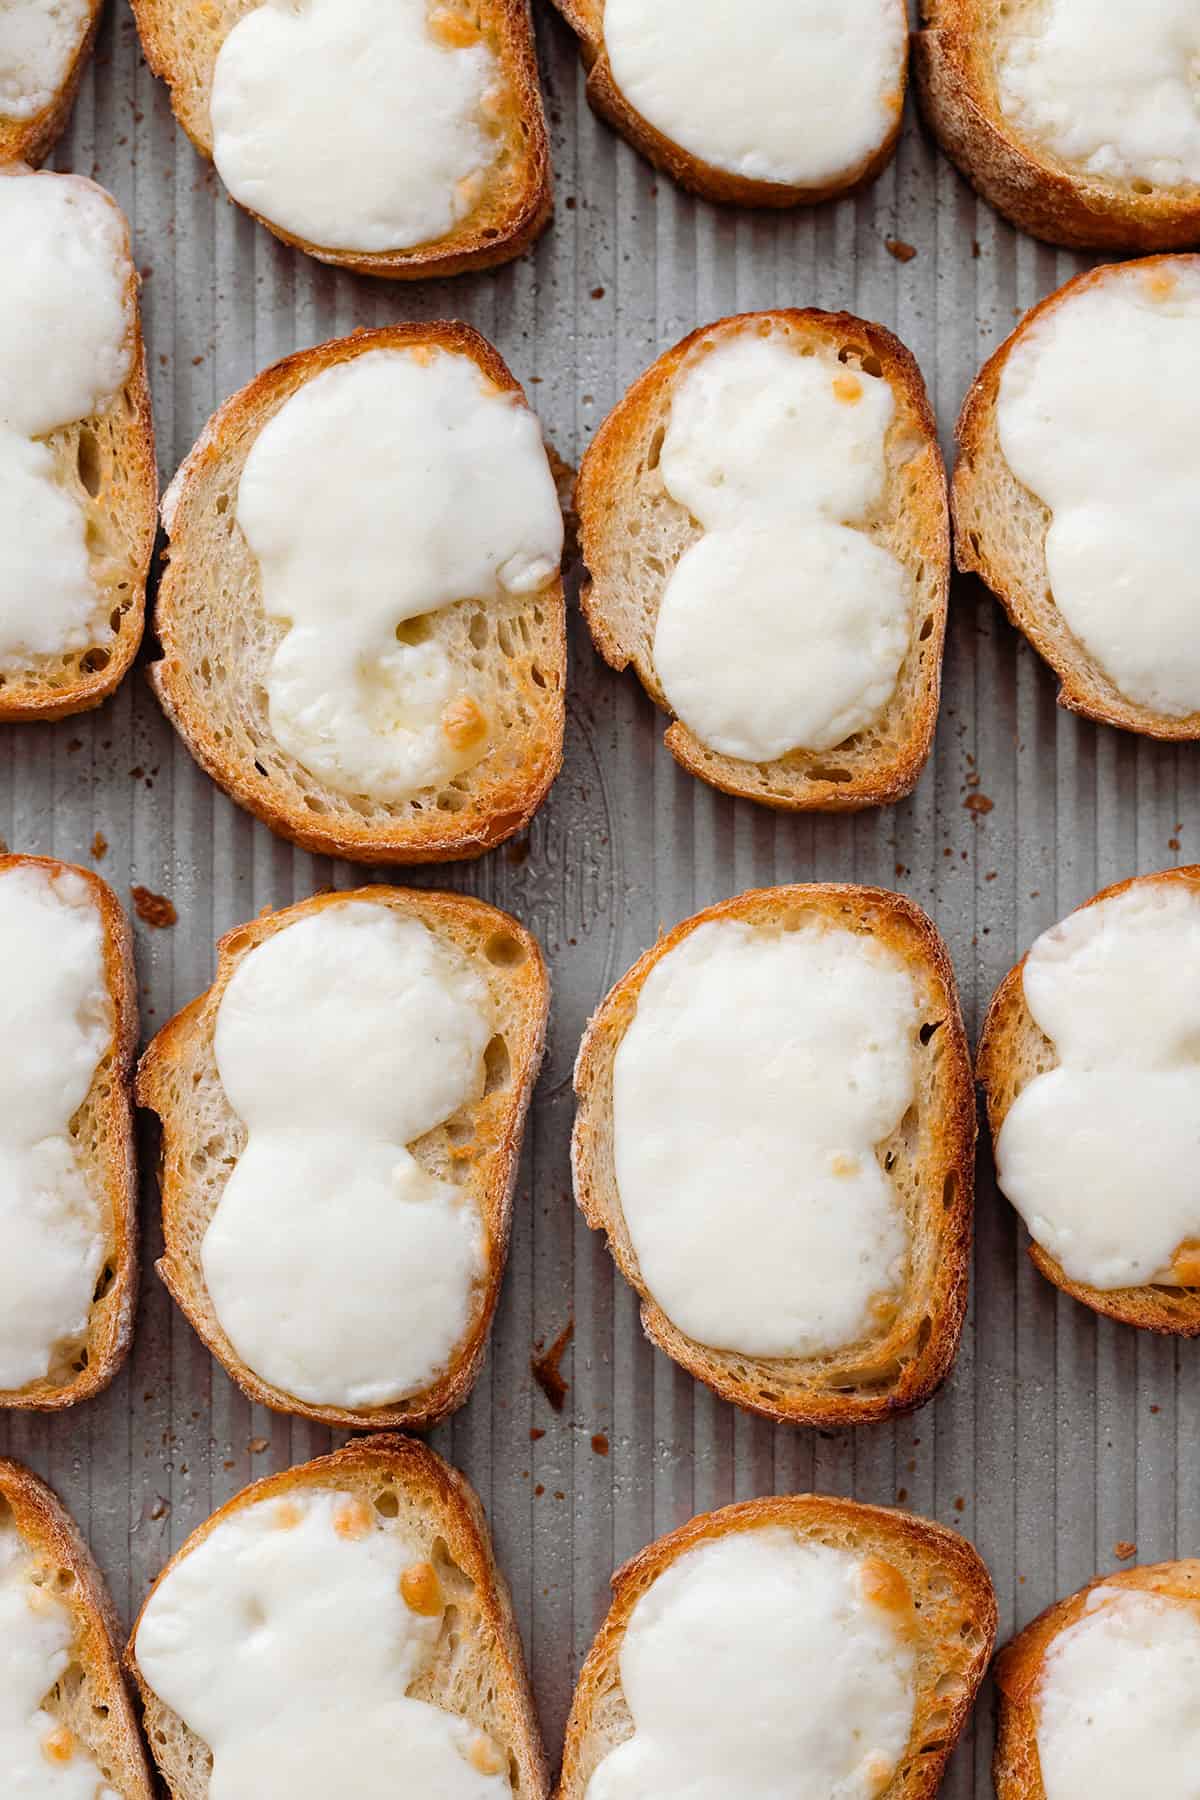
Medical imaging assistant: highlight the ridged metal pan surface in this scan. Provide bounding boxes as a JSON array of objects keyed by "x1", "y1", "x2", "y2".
[{"x1": 2, "y1": 3, "x2": 1196, "y2": 1792}]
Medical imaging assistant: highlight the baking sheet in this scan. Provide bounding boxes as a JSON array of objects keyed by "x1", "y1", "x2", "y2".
[{"x1": 3, "y1": 3, "x2": 1198, "y2": 1791}]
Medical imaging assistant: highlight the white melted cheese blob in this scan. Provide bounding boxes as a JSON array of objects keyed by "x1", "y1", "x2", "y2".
[
  {"x1": 237, "y1": 345, "x2": 563, "y2": 803},
  {"x1": 654, "y1": 330, "x2": 911, "y2": 762},
  {"x1": 602, "y1": 0, "x2": 906, "y2": 188},
  {"x1": 0, "y1": 1514, "x2": 118, "y2": 1797},
  {"x1": 211, "y1": 0, "x2": 502, "y2": 253},
  {"x1": 1035, "y1": 1586, "x2": 1200, "y2": 1799},
  {"x1": 134, "y1": 1489, "x2": 510, "y2": 1799},
  {"x1": 997, "y1": 0, "x2": 1200, "y2": 190},
  {"x1": 996, "y1": 879, "x2": 1200, "y2": 1291},
  {"x1": 0, "y1": 171, "x2": 131, "y2": 670},
  {"x1": 996, "y1": 259, "x2": 1200, "y2": 718},
  {"x1": 585, "y1": 1530, "x2": 918, "y2": 1800},
  {"x1": 0, "y1": 863, "x2": 109, "y2": 1391},
  {"x1": 612, "y1": 917, "x2": 920, "y2": 1357},
  {"x1": 0, "y1": 0, "x2": 90, "y2": 119},
  {"x1": 205, "y1": 902, "x2": 494, "y2": 1407}
]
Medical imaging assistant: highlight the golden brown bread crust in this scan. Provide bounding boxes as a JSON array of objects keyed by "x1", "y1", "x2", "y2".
[
  {"x1": 149, "y1": 320, "x2": 566, "y2": 863},
  {"x1": 129, "y1": 0, "x2": 551, "y2": 277},
  {"x1": 0, "y1": 854, "x2": 139, "y2": 1410},
  {"x1": 954, "y1": 255, "x2": 1200, "y2": 740},
  {"x1": 549, "y1": 0, "x2": 906, "y2": 207},
  {"x1": 575, "y1": 309, "x2": 950, "y2": 812},
  {"x1": 993, "y1": 1559, "x2": 1200, "y2": 1796},
  {"x1": 136, "y1": 885, "x2": 550, "y2": 1430},
  {"x1": 557, "y1": 1494, "x2": 997, "y2": 1799},
  {"x1": 978, "y1": 865, "x2": 1200, "y2": 1335},
  {"x1": 0, "y1": 0, "x2": 104, "y2": 165},
  {"x1": 0, "y1": 168, "x2": 156, "y2": 723},
  {"x1": 915, "y1": 0, "x2": 1200, "y2": 251},
  {"x1": 572, "y1": 884, "x2": 977, "y2": 1426},
  {"x1": 126, "y1": 1434, "x2": 550, "y2": 1800},
  {"x1": 0, "y1": 1456, "x2": 155, "y2": 1796}
]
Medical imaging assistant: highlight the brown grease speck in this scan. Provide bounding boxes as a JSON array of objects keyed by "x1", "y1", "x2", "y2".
[
  {"x1": 132, "y1": 886, "x2": 177, "y2": 927},
  {"x1": 531, "y1": 1319, "x2": 574, "y2": 1412}
]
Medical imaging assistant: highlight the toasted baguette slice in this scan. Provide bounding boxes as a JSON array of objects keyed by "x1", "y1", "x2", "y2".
[
  {"x1": 915, "y1": 2, "x2": 1200, "y2": 252},
  {"x1": 549, "y1": 1, "x2": 905, "y2": 208},
  {"x1": 558, "y1": 1493, "x2": 997, "y2": 1798},
  {"x1": 129, "y1": 0, "x2": 550, "y2": 278},
  {"x1": 978, "y1": 865, "x2": 1200, "y2": 1335},
  {"x1": 0, "y1": 167, "x2": 156, "y2": 722},
  {"x1": 953, "y1": 256, "x2": 1200, "y2": 741},
  {"x1": 994, "y1": 1560, "x2": 1200, "y2": 1796},
  {"x1": 0, "y1": 1457, "x2": 155, "y2": 1795},
  {"x1": 149, "y1": 322, "x2": 566, "y2": 863},
  {"x1": 0, "y1": 853, "x2": 139, "y2": 1409},
  {"x1": 127, "y1": 1434, "x2": 549, "y2": 1800},
  {"x1": 0, "y1": 0, "x2": 104, "y2": 166},
  {"x1": 572, "y1": 884, "x2": 976, "y2": 1426},
  {"x1": 137, "y1": 885, "x2": 549, "y2": 1430},
  {"x1": 575, "y1": 311, "x2": 950, "y2": 811}
]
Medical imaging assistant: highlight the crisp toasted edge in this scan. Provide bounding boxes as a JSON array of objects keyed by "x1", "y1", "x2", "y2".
[
  {"x1": 548, "y1": 0, "x2": 907, "y2": 207},
  {"x1": 0, "y1": 0, "x2": 104, "y2": 165},
  {"x1": 954, "y1": 255, "x2": 1200, "y2": 740},
  {"x1": 993, "y1": 1558, "x2": 1200, "y2": 1796},
  {"x1": 557, "y1": 1494, "x2": 997, "y2": 1799},
  {"x1": 575, "y1": 308, "x2": 950, "y2": 811},
  {"x1": 135, "y1": 885, "x2": 550, "y2": 1430},
  {"x1": 124, "y1": 1434, "x2": 550, "y2": 1798},
  {"x1": 571, "y1": 884, "x2": 976, "y2": 1425},
  {"x1": 0, "y1": 854, "x2": 139, "y2": 1410},
  {"x1": 0, "y1": 167, "x2": 157, "y2": 722},
  {"x1": 977, "y1": 865, "x2": 1200, "y2": 1334},
  {"x1": 129, "y1": 0, "x2": 551, "y2": 277},
  {"x1": 0, "y1": 1456, "x2": 156, "y2": 1795},
  {"x1": 149, "y1": 319, "x2": 567, "y2": 862},
  {"x1": 915, "y1": 2, "x2": 1200, "y2": 252}
]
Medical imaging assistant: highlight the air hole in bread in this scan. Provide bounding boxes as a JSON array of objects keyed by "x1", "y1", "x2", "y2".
[
  {"x1": 55, "y1": 1567, "x2": 75, "y2": 1592},
  {"x1": 77, "y1": 429, "x2": 102, "y2": 498},
  {"x1": 445, "y1": 1115, "x2": 474, "y2": 1145},
  {"x1": 396, "y1": 616, "x2": 433, "y2": 646},
  {"x1": 645, "y1": 426, "x2": 665, "y2": 472},
  {"x1": 483, "y1": 1034, "x2": 510, "y2": 1095},
  {"x1": 918, "y1": 614, "x2": 934, "y2": 641},
  {"x1": 80, "y1": 649, "x2": 110, "y2": 673},
  {"x1": 215, "y1": 493, "x2": 229, "y2": 515},
  {"x1": 93, "y1": 1263, "x2": 115, "y2": 1302},
  {"x1": 807, "y1": 764, "x2": 852, "y2": 783},
  {"x1": 485, "y1": 932, "x2": 526, "y2": 967},
  {"x1": 1132, "y1": 179, "x2": 1153, "y2": 194},
  {"x1": 919, "y1": 1020, "x2": 942, "y2": 1045},
  {"x1": 530, "y1": 664, "x2": 547, "y2": 689},
  {"x1": 916, "y1": 1315, "x2": 933, "y2": 1353},
  {"x1": 373, "y1": 1489, "x2": 399, "y2": 1518},
  {"x1": 942, "y1": 1170, "x2": 958, "y2": 1210}
]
